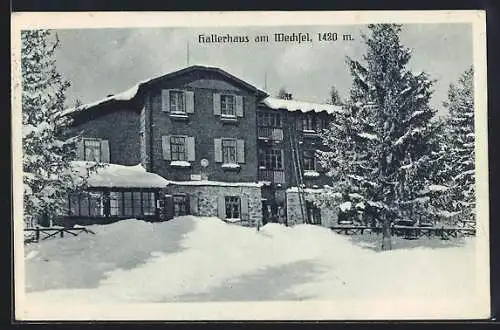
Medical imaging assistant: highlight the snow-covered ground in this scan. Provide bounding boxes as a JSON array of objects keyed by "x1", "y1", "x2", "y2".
[{"x1": 23, "y1": 216, "x2": 479, "y2": 305}]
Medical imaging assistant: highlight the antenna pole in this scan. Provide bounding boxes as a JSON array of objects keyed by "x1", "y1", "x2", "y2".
[
  {"x1": 264, "y1": 71, "x2": 268, "y2": 90},
  {"x1": 187, "y1": 42, "x2": 190, "y2": 66}
]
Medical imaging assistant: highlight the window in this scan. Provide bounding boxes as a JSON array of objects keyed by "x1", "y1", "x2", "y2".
[
  {"x1": 258, "y1": 112, "x2": 282, "y2": 128},
  {"x1": 302, "y1": 115, "x2": 316, "y2": 131},
  {"x1": 173, "y1": 195, "x2": 188, "y2": 216},
  {"x1": 225, "y1": 196, "x2": 240, "y2": 219},
  {"x1": 109, "y1": 191, "x2": 121, "y2": 216},
  {"x1": 303, "y1": 150, "x2": 316, "y2": 171},
  {"x1": 222, "y1": 139, "x2": 237, "y2": 164},
  {"x1": 170, "y1": 136, "x2": 187, "y2": 161},
  {"x1": 67, "y1": 191, "x2": 103, "y2": 217},
  {"x1": 142, "y1": 192, "x2": 156, "y2": 215},
  {"x1": 221, "y1": 95, "x2": 235, "y2": 116},
  {"x1": 306, "y1": 201, "x2": 321, "y2": 225},
  {"x1": 259, "y1": 148, "x2": 283, "y2": 169},
  {"x1": 84, "y1": 139, "x2": 101, "y2": 162},
  {"x1": 170, "y1": 90, "x2": 186, "y2": 113}
]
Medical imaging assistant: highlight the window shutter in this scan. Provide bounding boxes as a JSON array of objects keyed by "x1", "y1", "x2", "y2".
[
  {"x1": 77, "y1": 138, "x2": 84, "y2": 160},
  {"x1": 213, "y1": 93, "x2": 221, "y2": 115},
  {"x1": 100, "y1": 140, "x2": 110, "y2": 163},
  {"x1": 189, "y1": 194, "x2": 198, "y2": 215},
  {"x1": 240, "y1": 196, "x2": 249, "y2": 221},
  {"x1": 237, "y1": 139, "x2": 245, "y2": 163},
  {"x1": 186, "y1": 136, "x2": 195, "y2": 161},
  {"x1": 217, "y1": 196, "x2": 226, "y2": 219},
  {"x1": 162, "y1": 135, "x2": 171, "y2": 160},
  {"x1": 161, "y1": 90, "x2": 170, "y2": 112},
  {"x1": 235, "y1": 95, "x2": 244, "y2": 117},
  {"x1": 214, "y1": 138, "x2": 222, "y2": 163},
  {"x1": 185, "y1": 91, "x2": 195, "y2": 113}
]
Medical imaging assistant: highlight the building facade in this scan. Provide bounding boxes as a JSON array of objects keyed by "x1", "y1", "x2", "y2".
[{"x1": 62, "y1": 65, "x2": 343, "y2": 228}]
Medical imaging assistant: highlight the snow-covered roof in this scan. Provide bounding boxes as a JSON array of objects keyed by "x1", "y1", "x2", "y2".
[
  {"x1": 168, "y1": 180, "x2": 264, "y2": 188},
  {"x1": 261, "y1": 97, "x2": 343, "y2": 115},
  {"x1": 62, "y1": 65, "x2": 268, "y2": 117},
  {"x1": 72, "y1": 161, "x2": 169, "y2": 188},
  {"x1": 61, "y1": 84, "x2": 142, "y2": 117}
]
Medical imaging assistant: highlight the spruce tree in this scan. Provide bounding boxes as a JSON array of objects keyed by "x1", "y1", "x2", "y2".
[
  {"x1": 444, "y1": 67, "x2": 475, "y2": 227},
  {"x1": 22, "y1": 30, "x2": 80, "y2": 228},
  {"x1": 318, "y1": 24, "x2": 440, "y2": 250}
]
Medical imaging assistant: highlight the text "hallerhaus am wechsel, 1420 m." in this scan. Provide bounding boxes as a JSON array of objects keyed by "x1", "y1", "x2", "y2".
[{"x1": 198, "y1": 32, "x2": 354, "y2": 44}]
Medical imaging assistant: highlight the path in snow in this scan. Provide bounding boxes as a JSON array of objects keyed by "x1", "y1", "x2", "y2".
[{"x1": 168, "y1": 260, "x2": 322, "y2": 302}]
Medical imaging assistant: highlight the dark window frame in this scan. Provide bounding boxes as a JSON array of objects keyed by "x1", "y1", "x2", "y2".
[
  {"x1": 222, "y1": 138, "x2": 237, "y2": 164},
  {"x1": 83, "y1": 138, "x2": 101, "y2": 162},
  {"x1": 170, "y1": 90, "x2": 186, "y2": 114},
  {"x1": 306, "y1": 200, "x2": 322, "y2": 225},
  {"x1": 302, "y1": 114, "x2": 316, "y2": 131},
  {"x1": 170, "y1": 136, "x2": 187, "y2": 161},
  {"x1": 303, "y1": 150, "x2": 316, "y2": 171},
  {"x1": 259, "y1": 148, "x2": 284, "y2": 170},
  {"x1": 225, "y1": 196, "x2": 241, "y2": 219},
  {"x1": 220, "y1": 94, "x2": 236, "y2": 117},
  {"x1": 68, "y1": 189, "x2": 156, "y2": 218},
  {"x1": 258, "y1": 112, "x2": 282, "y2": 128},
  {"x1": 173, "y1": 194, "x2": 189, "y2": 217}
]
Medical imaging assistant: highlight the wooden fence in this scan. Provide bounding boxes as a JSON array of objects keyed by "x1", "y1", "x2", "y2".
[
  {"x1": 330, "y1": 225, "x2": 476, "y2": 240},
  {"x1": 24, "y1": 226, "x2": 95, "y2": 244}
]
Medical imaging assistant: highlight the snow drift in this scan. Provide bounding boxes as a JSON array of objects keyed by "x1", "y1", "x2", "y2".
[{"x1": 24, "y1": 216, "x2": 478, "y2": 305}]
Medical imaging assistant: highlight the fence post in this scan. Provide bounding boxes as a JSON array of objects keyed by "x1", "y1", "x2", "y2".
[
  {"x1": 60, "y1": 230, "x2": 64, "y2": 238},
  {"x1": 35, "y1": 228, "x2": 40, "y2": 242}
]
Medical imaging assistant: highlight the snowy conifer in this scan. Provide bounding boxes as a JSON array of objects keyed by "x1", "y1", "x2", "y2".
[
  {"x1": 317, "y1": 24, "x2": 441, "y2": 250},
  {"x1": 443, "y1": 67, "x2": 475, "y2": 226},
  {"x1": 22, "y1": 30, "x2": 81, "y2": 228}
]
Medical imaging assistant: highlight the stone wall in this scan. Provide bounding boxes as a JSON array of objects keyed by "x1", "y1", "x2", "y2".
[
  {"x1": 166, "y1": 184, "x2": 262, "y2": 227},
  {"x1": 286, "y1": 190, "x2": 338, "y2": 227}
]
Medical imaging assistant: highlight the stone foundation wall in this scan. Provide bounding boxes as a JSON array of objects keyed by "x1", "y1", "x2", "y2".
[
  {"x1": 167, "y1": 184, "x2": 262, "y2": 227},
  {"x1": 286, "y1": 190, "x2": 338, "y2": 228}
]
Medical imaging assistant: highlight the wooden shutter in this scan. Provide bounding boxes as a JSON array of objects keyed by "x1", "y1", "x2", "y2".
[
  {"x1": 213, "y1": 93, "x2": 221, "y2": 115},
  {"x1": 214, "y1": 138, "x2": 222, "y2": 163},
  {"x1": 240, "y1": 195, "x2": 249, "y2": 221},
  {"x1": 100, "y1": 140, "x2": 110, "y2": 163},
  {"x1": 237, "y1": 139, "x2": 245, "y2": 163},
  {"x1": 189, "y1": 194, "x2": 199, "y2": 215},
  {"x1": 235, "y1": 95, "x2": 244, "y2": 117},
  {"x1": 186, "y1": 136, "x2": 195, "y2": 161},
  {"x1": 217, "y1": 195, "x2": 226, "y2": 219},
  {"x1": 161, "y1": 90, "x2": 170, "y2": 112},
  {"x1": 162, "y1": 135, "x2": 171, "y2": 160},
  {"x1": 185, "y1": 91, "x2": 195, "y2": 113},
  {"x1": 77, "y1": 138, "x2": 84, "y2": 160}
]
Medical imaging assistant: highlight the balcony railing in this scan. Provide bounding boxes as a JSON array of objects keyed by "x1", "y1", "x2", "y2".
[
  {"x1": 259, "y1": 169, "x2": 286, "y2": 184},
  {"x1": 257, "y1": 127, "x2": 284, "y2": 141}
]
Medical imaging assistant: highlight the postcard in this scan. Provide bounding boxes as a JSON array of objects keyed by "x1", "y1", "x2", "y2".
[{"x1": 11, "y1": 10, "x2": 489, "y2": 320}]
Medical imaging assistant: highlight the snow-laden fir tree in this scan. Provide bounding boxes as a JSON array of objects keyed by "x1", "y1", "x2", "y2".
[
  {"x1": 316, "y1": 24, "x2": 443, "y2": 250},
  {"x1": 22, "y1": 30, "x2": 81, "y2": 228},
  {"x1": 443, "y1": 67, "x2": 475, "y2": 227}
]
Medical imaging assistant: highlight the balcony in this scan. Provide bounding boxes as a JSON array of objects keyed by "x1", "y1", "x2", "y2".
[
  {"x1": 257, "y1": 127, "x2": 284, "y2": 141},
  {"x1": 259, "y1": 169, "x2": 286, "y2": 184}
]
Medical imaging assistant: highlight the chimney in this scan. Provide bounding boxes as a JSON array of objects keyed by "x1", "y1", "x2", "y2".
[
  {"x1": 285, "y1": 93, "x2": 293, "y2": 100},
  {"x1": 107, "y1": 94, "x2": 114, "y2": 98}
]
